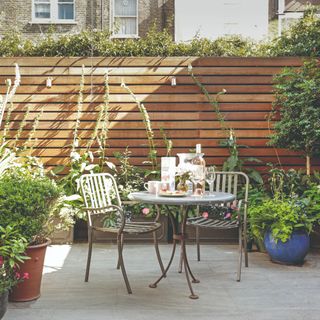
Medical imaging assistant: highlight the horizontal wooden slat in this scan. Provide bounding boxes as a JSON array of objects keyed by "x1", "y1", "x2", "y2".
[
  {"x1": 14, "y1": 138, "x2": 270, "y2": 148},
  {"x1": 11, "y1": 93, "x2": 274, "y2": 103},
  {"x1": 25, "y1": 147, "x2": 299, "y2": 157},
  {"x1": 0, "y1": 66, "x2": 285, "y2": 76},
  {"x1": 9, "y1": 102, "x2": 274, "y2": 112},
  {"x1": 0, "y1": 75, "x2": 275, "y2": 85},
  {"x1": 6, "y1": 128, "x2": 274, "y2": 139},
  {"x1": 7, "y1": 111, "x2": 272, "y2": 121},
  {"x1": 0, "y1": 57, "x2": 303, "y2": 67},
  {"x1": 0, "y1": 84, "x2": 274, "y2": 95}
]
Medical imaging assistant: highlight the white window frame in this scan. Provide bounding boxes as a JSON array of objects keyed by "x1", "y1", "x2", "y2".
[
  {"x1": 110, "y1": 0, "x2": 139, "y2": 38},
  {"x1": 31, "y1": 0, "x2": 76, "y2": 24}
]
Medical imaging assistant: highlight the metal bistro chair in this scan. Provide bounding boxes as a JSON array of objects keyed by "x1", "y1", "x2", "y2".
[
  {"x1": 79, "y1": 173, "x2": 165, "y2": 294},
  {"x1": 187, "y1": 171, "x2": 249, "y2": 281}
]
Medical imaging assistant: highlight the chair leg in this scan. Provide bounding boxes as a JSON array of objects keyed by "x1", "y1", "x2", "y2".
[
  {"x1": 153, "y1": 231, "x2": 165, "y2": 276},
  {"x1": 85, "y1": 228, "x2": 93, "y2": 282},
  {"x1": 116, "y1": 233, "x2": 124, "y2": 270},
  {"x1": 243, "y1": 225, "x2": 249, "y2": 268},
  {"x1": 196, "y1": 226, "x2": 201, "y2": 262},
  {"x1": 117, "y1": 234, "x2": 132, "y2": 294},
  {"x1": 237, "y1": 225, "x2": 243, "y2": 282},
  {"x1": 178, "y1": 244, "x2": 183, "y2": 273}
]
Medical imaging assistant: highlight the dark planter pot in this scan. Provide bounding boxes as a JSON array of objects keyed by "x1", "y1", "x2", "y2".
[
  {"x1": 264, "y1": 230, "x2": 310, "y2": 265},
  {"x1": 0, "y1": 291, "x2": 8, "y2": 320},
  {"x1": 9, "y1": 239, "x2": 51, "y2": 302}
]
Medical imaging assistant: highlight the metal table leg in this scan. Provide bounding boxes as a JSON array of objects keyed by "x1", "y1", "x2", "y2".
[
  {"x1": 180, "y1": 206, "x2": 199, "y2": 299},
  {"x1": 149, "y1": 206, "x2": 178, "y2": 288},
  {"x1": 149, "y1": 205, "x2": 199, "y2": 299}
]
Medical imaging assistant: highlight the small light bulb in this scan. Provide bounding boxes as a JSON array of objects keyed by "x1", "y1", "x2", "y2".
[
  {"x1": 171, "y1": 77, "x2": 177, "y2": 86},
  {"x1": 46, "y1": 77, "x2": 53, "y2": 88}
]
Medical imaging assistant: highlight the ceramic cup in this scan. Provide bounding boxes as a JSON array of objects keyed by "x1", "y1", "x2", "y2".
[{"x1": 144, "y1": 181, "x2": 169, "y2": 194}]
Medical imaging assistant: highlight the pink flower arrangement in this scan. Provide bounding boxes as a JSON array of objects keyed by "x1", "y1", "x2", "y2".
[
  {"x1": 224, "y1": 212, "x2": 232, "y2": 220},
  {"x1": 23, "y1": 272, "x2": 29, "y2": 280},
  {"x1": 230, "y1": 200, "x2": 239, "y2": 211},
  {"x1": 14, "y1": 271, "x2": 29, "y2": 280},
  {"x1": 202, "y1": 212, "x2": 209, "y2": 219},
  {"x1": 142, "y1": 207, "x2": 150, "y2": 216}
]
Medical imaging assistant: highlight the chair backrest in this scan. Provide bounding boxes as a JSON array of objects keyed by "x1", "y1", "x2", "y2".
[
  {"x1": 214, "y1": 172, "x2": 249, "y2": 203},
  {"x1": 79, "y1": 173, "x2": 122, "y2": 209}
]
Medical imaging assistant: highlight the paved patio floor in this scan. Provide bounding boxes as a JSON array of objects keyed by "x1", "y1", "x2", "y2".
[{"x1": 5, "y1": 243, "x2": 320, "y2": 320}]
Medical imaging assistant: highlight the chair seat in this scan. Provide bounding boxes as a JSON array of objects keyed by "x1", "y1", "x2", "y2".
[
  {"x1": 187, "y1": 217, "x2": 238, "y2": 229},
  {"x1": 93, "y1": 221, "x2": 162, "y2": 234}
]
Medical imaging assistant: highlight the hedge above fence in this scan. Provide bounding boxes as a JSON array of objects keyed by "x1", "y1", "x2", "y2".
[{"x1": 0, "y1": 7, "x2": 320, "y2": 58}]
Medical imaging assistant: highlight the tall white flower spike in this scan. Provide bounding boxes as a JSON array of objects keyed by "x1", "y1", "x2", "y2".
[{"x1": 0, "y1": 63, "x2": 21, "y2": 127}]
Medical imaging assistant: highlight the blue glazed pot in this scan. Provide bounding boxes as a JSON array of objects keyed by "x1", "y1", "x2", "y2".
[{"x1": 264, "y1": 230, "x2": 310, "y2": 265}]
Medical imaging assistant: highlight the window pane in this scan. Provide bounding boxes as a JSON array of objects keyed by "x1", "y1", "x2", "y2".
[
  {"x1": 34, "y1": 0, "x2": 50, "y2": 2},
  {"x1": 115, "y1": 0, "x2": 137, "y2": 16},
  {"x1": 58, "y1": 3, "x2": 74, "y2": 19},
  {"x1": 35, "y1": 4, "x2": 50, "y2": 19},
  {"x1": 114, "y1": 17, "x2": 137, "y2": 35}
]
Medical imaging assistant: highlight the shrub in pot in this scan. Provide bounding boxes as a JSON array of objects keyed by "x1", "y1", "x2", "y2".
[
  {"x1": 0, "y1": 167, "x2": 61, "y2": 301},
  {"x1": 249, "y1": 195, "x2": 320, "y2": 265},
  {"x1": 0, "y1": 225, "x2": 28, "y2": 319}
]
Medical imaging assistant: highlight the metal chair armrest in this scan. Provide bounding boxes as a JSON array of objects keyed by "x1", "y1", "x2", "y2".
[
  {"x1": 237, "y1": 199, "x2": 248, "y2": 224},
  {"x1": 83, "y1": 205, "x2": 126, "y2": 232}
]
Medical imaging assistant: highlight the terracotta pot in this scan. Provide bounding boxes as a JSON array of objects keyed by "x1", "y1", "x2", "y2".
[
  {"x1": 0, "y1": 290, "x2": 8, "y2": 320},
  {"x1": 9, "y1": 239, "x2": 51, "y2": 302}
]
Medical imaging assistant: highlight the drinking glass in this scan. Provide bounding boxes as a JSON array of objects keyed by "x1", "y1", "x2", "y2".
[
  {"x1": 190, "y1": 172, "x2": 202, "y2": 196},
  {"x1": 205, "y1": 167, "x2": 216, "y2": 195}
]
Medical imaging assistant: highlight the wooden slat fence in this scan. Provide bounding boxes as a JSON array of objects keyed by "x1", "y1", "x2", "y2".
[{"x1": 0, "y1": 56, "x2": 318, "y2": 173}]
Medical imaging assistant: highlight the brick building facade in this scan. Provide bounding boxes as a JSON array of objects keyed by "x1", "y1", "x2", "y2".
[{"x1": 0, "y1": 0, "x2": 174, "y2": 38}]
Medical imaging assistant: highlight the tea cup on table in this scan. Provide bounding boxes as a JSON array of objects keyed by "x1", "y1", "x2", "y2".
[{"x1": 144, "y1": 181, "x2": 169, "y2": 195}]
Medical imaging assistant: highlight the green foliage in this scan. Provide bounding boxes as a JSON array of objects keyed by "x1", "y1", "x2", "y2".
[
  {"x1": 220, "y1": 132, "x2": 263, "y2": 185},
  {"x1": 247, "y1": 184, "x2": 269, "y2": 207},
  {"x1": 160, "y1": 128, "x2": 173, "y2": 157},
  {"x1": 249, "y1": 168, "x2": 320, "y2": 243},
  {"x1": 248, "y1": 197, "x2": 319, "y2": 243},
  {"x1": 0, "y1": 168, "x2": 61, "y2": 244},
  {"x1": 0, "y1": 31, "x2": 34, "y2": 57},
  {"x1": 303, "y1": 183, "x2": 320, "y2": 218},
  {"x1": 264, "y1": 6, "x2": 320, "y2": 57},
  {"x1": 268, "y1": 167, "x2": 320, "y2": 197},
  {"x1": 0, "y1": 225, "x2": 29, "y2": 293},
  {"x1": 2, "y1": 8, "x2": 320, "y2": 57},
  {"x1": 109, "y1": 149, "x2": 157, "y2": 223},
  {"x1": 55, "y1": 151, "x2": 98, "y2": 219},
  {"x1": 0, "y1": 23, "x2": 258, "y2": 57},
  {"x1": 113, "y1": 148, "x2": 145, "y2": 200},
  {"x1": 270, "y1": 59, "x2": 320, "y2": 165},
  {"x1": 246, "y1": 184, "x2": 269, "y2": 247}
]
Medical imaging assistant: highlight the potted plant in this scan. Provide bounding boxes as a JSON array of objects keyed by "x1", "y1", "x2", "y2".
[
  {"x1": 0, "y1": 166, "x2": 61, "y2": 301},
  {"x1": 249, "y1": 185, "x2": 320, "y2": 265},
  {"x1": 0, "y1": 225, "x2": 28, "y2": 319}
]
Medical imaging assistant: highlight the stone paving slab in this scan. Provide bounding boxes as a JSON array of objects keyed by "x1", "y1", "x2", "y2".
[{"x1": 4, "y1": 243, "x2": 320, "y2": 320}]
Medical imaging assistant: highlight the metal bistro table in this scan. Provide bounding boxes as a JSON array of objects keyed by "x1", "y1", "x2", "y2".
[{"x1": 129, "y1": 191, "x2": 235, "y2": 299}]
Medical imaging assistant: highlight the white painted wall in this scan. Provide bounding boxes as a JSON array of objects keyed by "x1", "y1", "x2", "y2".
[{"x1": 175, "y1": 0, "x2": 269, "y2": 41}]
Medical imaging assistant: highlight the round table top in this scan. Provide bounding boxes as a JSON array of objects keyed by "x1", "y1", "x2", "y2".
[{"x1": 129, "y1": 191, "x2": 235, "y2": 206}]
